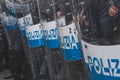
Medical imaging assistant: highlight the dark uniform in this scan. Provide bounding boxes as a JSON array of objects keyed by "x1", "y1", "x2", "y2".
[
  {"x1": 99, "y1": 0, "x2": 120, "y2": 43},
  {"x1": 81, "y1": 0, "x2": 120, "y2": 45},
  {"x1": 0, "y1": 23, "x2": 8, "y2": 71},
  {"x1": 39, "y1": 0, "x2": 55, "y2": 21}
]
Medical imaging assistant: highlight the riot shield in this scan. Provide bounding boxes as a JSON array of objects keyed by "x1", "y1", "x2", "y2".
[
  {"x1": 18, "y1": 0, "x2": 48, "y2": 80},
  {"x1": 0, "y1": 0, "x2": 25, "y2": 80},
  {"x1": 77, "y1": 0, "x2": 120, "y2": 80},
  {"x1": 51, "y1": 0, "x2": 88, "y2": 80},
  {"x1": 38, "y1": 0, "x2": 65, "y2": 80}
]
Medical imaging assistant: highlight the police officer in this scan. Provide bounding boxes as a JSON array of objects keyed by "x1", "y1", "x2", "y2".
[
  {"x1": 99, "y1": 0, "x2": 120, "y2": 44},
  {"x1": 79, "y1": 0, "x2": 120, "y2": 45}
]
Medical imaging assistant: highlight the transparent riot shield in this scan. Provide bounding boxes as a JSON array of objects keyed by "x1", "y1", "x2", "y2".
[
  {"x1": 51, "y1": 0, "x2": 87, "y2": 80},
  {"x1": 0, "y1": 0, "x2": 25, "y2": 80},
  {"x1": 77, "y1": 0, "x2": 120, "y2": 80},
  {"x1": 13, "y1": 1, "x2": 33, "y2": 80},
  {"x1": 38, "y1": 0, "x2": 65, "y2": 80},
  {"x1": 19, "y1": 0, "x2": 48, "y2": 80}
]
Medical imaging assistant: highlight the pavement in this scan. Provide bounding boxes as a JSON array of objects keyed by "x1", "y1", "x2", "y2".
[{"x1": 0, "y1": 70, "x2": 14, "y2": 80}]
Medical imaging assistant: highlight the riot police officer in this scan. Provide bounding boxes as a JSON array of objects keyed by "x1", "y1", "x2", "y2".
[{"x1": 79, "y1": 0, "x2": 120, "y2": 45}]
